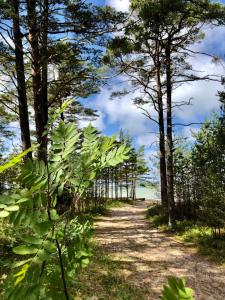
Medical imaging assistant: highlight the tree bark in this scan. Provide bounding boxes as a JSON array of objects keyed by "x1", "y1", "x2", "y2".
[
  {"x1": 12, "y1": 0, "x2": 32, "y2": 159},
  {"x1": 26, "y1": 0, "x2": 46, "y2": 161},
  {"x1": 41, "y1": 0, "x2": 49, "y2": 146},
  {"x1": 155, "y1": 40, "x2": 168, "y2": 214},
  {"x1": 165, "y1": 42, "x2": 175, "y2": 225}
]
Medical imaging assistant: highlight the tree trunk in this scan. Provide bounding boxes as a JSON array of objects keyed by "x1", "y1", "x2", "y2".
[
  {"x1": 131, "y1": 167, "x2": 136, "y2": 201},
  {"x1": 26, "y1": 0, "x2": 46, "y2": 161},
  {"x1": 165, "y1": 42, "x2": 175, "y2": 225},
  {"x1": 12, "y1": 0, "x2": 32, "y2": 159},
  {"x1": 155, "y1": 40, "x2": 168, "y2": 214},
  {"x1": 125, "y1": 163, "x2": 129, "y2": 200},
  {"x1": 120, "y1": 165, "x2": 123, "y2": 200},
  {"x1": 40, "y1": 0, "x2": 49, "y2": 150},
  {"x1": 158, "y1": 106, "x2": 168, "y2": 214}
]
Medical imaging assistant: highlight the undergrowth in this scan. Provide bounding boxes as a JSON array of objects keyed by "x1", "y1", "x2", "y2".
[
  {"x1": 147, "y1": 204, "x2": 225, "y2": 265},
  {"x1": 107, "y1": 199, "x2": 134, "y2": 209},
  {"x1": 90, "y1": 199, "x2": 133, "y2": 216},
  {"x1": 0, "y1": 220, "x2": 27, "y2": 297},
  {"x1": 0, "y1": 199, "x2": 134, "y2": 298}
]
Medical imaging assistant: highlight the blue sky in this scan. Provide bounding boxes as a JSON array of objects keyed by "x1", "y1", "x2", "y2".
[
  {"x1": 80, "y1": 0, "x2": 225, "y2": 163},
  {"x1": 3, "y1": 0, "x2": 225, "y2": 166}
]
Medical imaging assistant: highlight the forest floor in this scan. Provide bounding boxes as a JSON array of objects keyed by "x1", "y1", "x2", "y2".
[{"x1": 94, "y1": 201, "x2": 225, "y2": 300}]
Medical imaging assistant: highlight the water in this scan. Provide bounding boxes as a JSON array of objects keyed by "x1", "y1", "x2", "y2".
[
  {"x1": 110, "y1": 187, "x2": 160, "y2": 201},
  {"x1": 136, "y1": 187, "x2": 160, "y2": 200}
]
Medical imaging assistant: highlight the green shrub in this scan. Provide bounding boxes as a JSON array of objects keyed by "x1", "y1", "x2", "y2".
[
  {"x1": 0, "y1": 101, "x2": 130, "y2": 299},
  {"x1": 162, "y1": 277, "x2": 195, "y2": 300}
]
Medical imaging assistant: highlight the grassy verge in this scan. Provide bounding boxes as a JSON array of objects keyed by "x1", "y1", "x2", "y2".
[
  {"x1": 107, "y1": 199, "x2": 134, "y2": 208},
  {"x1": 75, "y1": 243, "x2": 146, "y2": 300},
  {"x1": 147, "y1": 204, "x2": 225, "y2": 265},
  {"x1": 90, "y1": 199, "x2": 134, "y2": 216}
]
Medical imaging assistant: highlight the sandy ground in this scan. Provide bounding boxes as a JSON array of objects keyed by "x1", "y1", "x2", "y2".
[{"x1": 94, "y1": 201, "x2": 225, "y2": 300}]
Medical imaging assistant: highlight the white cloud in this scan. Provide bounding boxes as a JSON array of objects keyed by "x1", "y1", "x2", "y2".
[
  {"x1": 173, "y1": 24, "x2": 225, "y2": 123},
  {"x1": 106, "y1": 0, "x2": 130, "y2": 12},
  {"x1": 136, "y1": 134, "x2": 157, "y2": 148},
  {"x1": 173, "y1": 40, "x2": 224, "y2": 122},
  {"x1": 0, "y1": 33, "x2": 14, "y2": 50},
  {"x1": 78, "y1": 111, "x2": 105, "y2": 132},
  {"x1": 91, "y1": 81, "x2": 158, "y2": 139},
  {"x1": 192, "y1": 25, "x2": 225, "y2": 58},
  {"x1": 182, "y1": 126, "x2": 200, "y2": 142},
  {"x1": 69, "y1": 25, "x2": 225, "y2": 153}
]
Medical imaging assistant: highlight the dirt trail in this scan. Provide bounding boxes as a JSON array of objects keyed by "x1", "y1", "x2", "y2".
[{"x1": 95, "y1": 201, "x2": 225, "y2": 300}]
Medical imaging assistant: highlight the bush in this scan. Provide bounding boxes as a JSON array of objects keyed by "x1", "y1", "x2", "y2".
[{"x1": 146, "y1": 204, "x2": 167, "y2": 227}]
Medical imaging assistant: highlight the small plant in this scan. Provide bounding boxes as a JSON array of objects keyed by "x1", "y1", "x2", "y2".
[{"x1": 162, "y1": 277, "x2": 195, "y2": 300}]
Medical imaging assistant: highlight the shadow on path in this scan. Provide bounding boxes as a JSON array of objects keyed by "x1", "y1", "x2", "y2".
[{"x1": 95, "y1": 201, "x2": 225, "y2": 300}]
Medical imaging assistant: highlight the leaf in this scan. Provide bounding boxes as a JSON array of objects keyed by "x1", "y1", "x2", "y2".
[
  {"x1": 33, "y1": 221, "x2": 52, "y2": 235},
  {"x1": 12, "y1": 259, "x2": 32, "y2": 269},
  {"x1": 43, "y1": 241, "x2": 56, "y2": 253},
  {"x1": 16, "y1": 198, "x2": 30, "y2": 204},
  {"x1": 81, "y1": 258, "x2": 90, "y2": 268},
  {"x1": 14, "y1": 264, "x2": 29, "y2": 286},
  {"x1": 24, "y1": 285, "x2": 41, "y2": 299},
  {"x1": 5, "y1": 205, "x2": 20, "y2": 212},
  {"x1": 76, "y1": 250, "x2": 90, "y2": 258},
  {"x1": 58, "y1": 182, "x2": 65, "y2": 196},
  {"x1": 13, "y1": 245, "x2": 39, "y2": 255},
  {"x1": 0, "y1": 147, "x2": 35, "y2": 173},
  {"x1": 161, "y1": 286, "x2": 175, "y2": 300},
  {"x1": 0, "y1": 210, "x2": 10, "y2": 218},
  {"x1": 0, "y1": 204, "x2": 6, "y2": 209},
  {"x1": 14, "y1": 264, "x2": 29, "y2": 277},
  {"x1": 162, "y1": 277, "x2": 195, "y2": 300},
  {"x1": 0, "y1": 195, "x2": 15, "y2": 205},
  {"x1": 50, "y1": 209, "x2": 59, "y2": 221},
  {"x1": 20, "y1": 235, "x2": 43, "y2": 245},
  {"x1": 35, "y1": 249, "x2": 50, "y2": 262}
]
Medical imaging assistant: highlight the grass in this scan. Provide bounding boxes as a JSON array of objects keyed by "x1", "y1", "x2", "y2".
[
  {"x1": 89, "y1": 199, "x2": 134, "y2": 216},
  {"x1": 74, "y1": 243, "x2": 146, "y2": 300},
  {"x1": 147, "y1": 204, "x2": 225, "y2": 265},
  {"x1": 107, "y1": 199, "x2": 134, "y2": 208}
]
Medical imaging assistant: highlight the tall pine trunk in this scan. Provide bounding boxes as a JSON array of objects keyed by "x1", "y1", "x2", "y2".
[
  {"x1": 155, "y1": 40, "x2": 168, "y2": 214},
  {"x1": 26, "y1": 0, "x2": 46, "y2": 161},
  {"x1": 165, "y1": 42, "x2": 175, "y2": 225},
  {"x1": 12, "y1": 0, "x2": 32, "y2": 159},
  {"x1": 41, "y1": 0, "x2": 48, "y2": 148}
]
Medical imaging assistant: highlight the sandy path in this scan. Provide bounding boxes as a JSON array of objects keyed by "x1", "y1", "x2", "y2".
[{"x1": 95, "y1": 201, "x2": 225, "y2": 300}]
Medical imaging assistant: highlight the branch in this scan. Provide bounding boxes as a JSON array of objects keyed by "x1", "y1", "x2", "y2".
[{"x1": 173, "y1": 122, "x2": 216, "y2": 127}]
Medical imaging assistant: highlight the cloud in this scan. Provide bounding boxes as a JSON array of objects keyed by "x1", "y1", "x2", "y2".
[
  {"x1": 93, "y1": 24, "x2": 225, "y2": 148},
  {"x1": 88, "y1": 28, "x2": 224, "y2": 148},
  {"x1": 90, "y1": 80, "x2": 158, "y2": 138},
  {"x1": 78, "y1": 110, "x2": 105, "y2": 132},
  {"x1": 78, "y1": 23, "x2": 225, "y2": 154},
  {"x1": 173, "y1": 79, "x2": 222, "y2": 122},
  {"x1": 106, "y1": 0, "x2": 130, "y2": 11},
  {"x1": 182, "y1": 126, "x2": 200, "y2": 142},
  {"x1": 192, "y1": 25, "x2": 225, "y2": 58},
  {"x1": 173, "y1": 40, "x2": 224, "y2": 123},
  {"x1": 136, "y1": 134, "x2": 158, "y2": 148}
]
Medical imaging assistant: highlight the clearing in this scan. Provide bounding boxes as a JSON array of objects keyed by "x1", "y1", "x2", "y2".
[{"x1": 95, "y1": 201, "x2": 225, "y2": 300}]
